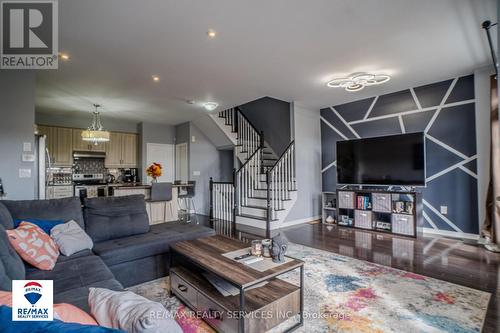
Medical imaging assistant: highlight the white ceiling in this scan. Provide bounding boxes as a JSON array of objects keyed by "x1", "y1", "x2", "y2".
[{"x1": 36, "y1": 0, "x2": 497, "y2": 125}]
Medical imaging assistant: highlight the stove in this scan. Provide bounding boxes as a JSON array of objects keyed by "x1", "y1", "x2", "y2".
[
  {"x1": 73, "y1": 173, "x2": 108, "y2": 199},
  {"x1": 73, "y1": 173, "x2": 104, "y2": 184}
]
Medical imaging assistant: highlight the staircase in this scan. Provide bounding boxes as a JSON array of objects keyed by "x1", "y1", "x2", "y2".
[{"x1": 209, "y1": 107, "x2": 297, "y2": 238}]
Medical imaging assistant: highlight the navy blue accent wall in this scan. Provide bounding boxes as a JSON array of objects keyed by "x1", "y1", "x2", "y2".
[
  {"x1": 320, "y1": 75, "x2": 478, "y2": 234},
  {"x1": 239, "y1": 97, "x2": 291, "y2": 155}
]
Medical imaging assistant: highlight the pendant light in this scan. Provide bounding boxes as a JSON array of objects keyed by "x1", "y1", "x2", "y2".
[{"x1": 81, "y1": 104, "x2": 110, "y2": 144}]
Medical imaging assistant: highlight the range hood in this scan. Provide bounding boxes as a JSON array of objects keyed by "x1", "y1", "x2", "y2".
[{"x1": 73, "y1": 151, "x2": 106, "y2": 159}]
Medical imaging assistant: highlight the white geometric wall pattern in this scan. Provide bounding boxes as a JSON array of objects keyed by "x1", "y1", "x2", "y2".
[{"x1": 320, "y1": 75, "x2": 478, "y2": 235}]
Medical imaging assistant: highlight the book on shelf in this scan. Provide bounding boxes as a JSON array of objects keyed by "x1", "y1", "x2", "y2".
[{"x1": 356, "y1": 196, "x2": 371, "y2": 210}]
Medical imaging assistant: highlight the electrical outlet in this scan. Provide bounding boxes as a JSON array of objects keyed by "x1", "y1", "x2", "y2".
[
  {"x1": 191, "y1": 135, "x2": 196, "y2": 143},
  {"x1": 193, "y1": 171, "x2": 201, "y2": 176},
  {"x1": 440, "y1": 206, "x2": 448, "y2": 215}
]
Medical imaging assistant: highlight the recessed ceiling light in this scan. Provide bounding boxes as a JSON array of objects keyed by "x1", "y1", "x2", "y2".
[
  {"x1": 152, "y1": 75, "x2": 160, "y2": 82},
  {"x1": 59, "y1": 53, "x2": 69, "y2": 61},
  {"x1": 203, "y1": 102, "x2": 218, "y2": 111},
  {"x1": 327, "y1": 72, "x2": 391, "y2": 92},
  {"x1": 207, "y1": 29, "x2": 216, "y2": 38}
]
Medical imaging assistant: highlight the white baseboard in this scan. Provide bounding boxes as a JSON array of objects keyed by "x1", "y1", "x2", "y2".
[
  {"x1": 422, "y1": 227, "x2": 479, "y2": 240},
  {"x1": 279, "y1": 215, "x2": 321, "y2": 229}
]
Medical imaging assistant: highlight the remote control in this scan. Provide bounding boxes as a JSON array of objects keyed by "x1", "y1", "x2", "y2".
[{"x1": 234, "y1": 253, "x2": 252, "y2": 260}]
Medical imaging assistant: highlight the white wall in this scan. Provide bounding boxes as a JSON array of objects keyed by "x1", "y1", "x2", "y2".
[
  {"x1": 474, "y1": 67, "x2": 495, "y2": 231},
  {"x1": 0, "y1": 71, "x2": 36, "y2": 200},
  {"x1": 189, "y1": 123, "x2": 222, "y2": 215},
  {"x1": 285, "y1": 103, "x2": 322, "y2": 223},
  {"x1": 138, "y1": 122, "x2": 175, "y2": 182}
]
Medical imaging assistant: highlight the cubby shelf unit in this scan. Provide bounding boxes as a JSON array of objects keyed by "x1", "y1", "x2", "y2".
[{"x1": 336, "y1": 189, "x2": 422, "y2": 238}]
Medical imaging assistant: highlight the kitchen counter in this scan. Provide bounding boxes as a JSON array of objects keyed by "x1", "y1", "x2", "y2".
[
  {"x1": 108, "y1": 182, "x2": 194, "y2": 189},
  {"x1": 108, "y1": 183, "x2": 152, "y2": 189},
  {"x1": 111, "y1": 184, "x2": 181, "y2": 224},
  {"x1": 107, "y1": 182, "x2": 149, "y2": 188}
]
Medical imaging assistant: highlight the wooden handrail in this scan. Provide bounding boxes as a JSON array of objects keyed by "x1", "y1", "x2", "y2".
[{"x1": 269, "y1": 140, "x2": 295, "y2": 172}]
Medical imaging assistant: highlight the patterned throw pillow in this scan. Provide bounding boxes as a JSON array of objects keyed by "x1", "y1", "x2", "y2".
[{"x1": 6, "y1": 222, "x2": 59, "y2": 270}]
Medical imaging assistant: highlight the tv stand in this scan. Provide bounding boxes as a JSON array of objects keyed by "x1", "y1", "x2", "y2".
[{"x1": 335, "y1": 187, "x2": 422, "y2": 238}]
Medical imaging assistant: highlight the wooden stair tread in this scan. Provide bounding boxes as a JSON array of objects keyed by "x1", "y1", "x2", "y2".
[
  {"x1": 236, "y1": 213, "x2": 278, "y2": 221},
  {"x1": 243, "y1": 205, "x2": 285, "y2": 211}
]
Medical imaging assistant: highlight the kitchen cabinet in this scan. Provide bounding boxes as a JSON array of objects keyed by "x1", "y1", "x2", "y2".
[
  {"x1": 37, "y1": 125, "x2": 137, "y2": 167},
  {"x1": 105, "y1": 132, "x2": 138, "y2": 168},
  {"x1": 37, "y1": 125, "x2": 73, "y2": 167},
  {"x1": 72, "y1": 129, "x2": 106, "y2": 152}
]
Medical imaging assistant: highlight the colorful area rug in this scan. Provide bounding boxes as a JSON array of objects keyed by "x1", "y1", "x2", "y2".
[{"x1": 129, "y1": 243, "x2": 490, "y2": 333}]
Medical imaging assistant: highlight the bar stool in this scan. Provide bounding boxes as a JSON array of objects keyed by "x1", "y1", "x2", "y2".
[
  {"x1": 150, "y1": 182, "x2": 173, "y2": 221},
  {"x1": 177, "y1": 181, "x2": 197, "y2": 224}
]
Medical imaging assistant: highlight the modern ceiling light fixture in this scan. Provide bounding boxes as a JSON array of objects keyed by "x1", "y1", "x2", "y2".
[
  {"x1": 207, "y1": 29, "x2": 217, "y2": 38},
  {"x1": 152, "y1": 75, "x2": 160, "y2": 82},
  {"x1": 81, "y1": 104, "x2": 110, "y2": 144},
  {"x1": 203, "y1": 102, "x2": 218, "y2": 111},
  {"x1": 327, "y1": 72, "x2": 391, "y2": 92}
]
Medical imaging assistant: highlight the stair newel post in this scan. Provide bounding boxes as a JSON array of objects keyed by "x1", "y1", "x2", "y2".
[
  {"x1": 233, "y1": 108, "x2": 238, "y2": 133},
  {"x1": 259, "y1": 131, "x2": 265, "y2": 174},
  {"x1": 232, "y1": 168, "x2": 237, "y2": 237},
  {"x1": 209, "y1": 177, "x2": 214, "y2": 227},
  {"x1": 266, "y1": 169, "x2": 272, "y2": 239}
]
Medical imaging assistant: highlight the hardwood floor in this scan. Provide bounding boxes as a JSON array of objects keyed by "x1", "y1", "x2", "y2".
[
  {"x1": 281, "y1": 222, "x2": 500, "y2": 333},
  {"x1": 202, "y1": 216, "x2": 500, "y2": 332}
]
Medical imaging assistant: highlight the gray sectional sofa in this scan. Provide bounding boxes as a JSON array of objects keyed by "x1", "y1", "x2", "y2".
[{"x1": 0, "y1": 195, "x2": 214, "y2": 313}]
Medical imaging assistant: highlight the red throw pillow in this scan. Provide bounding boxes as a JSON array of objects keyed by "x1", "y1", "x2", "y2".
[{"x1": 6, "y1": 221, "x2": 59, "y2": 270}]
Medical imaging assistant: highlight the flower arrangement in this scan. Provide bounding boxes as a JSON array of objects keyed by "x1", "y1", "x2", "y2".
[{"x1": 146, "y1": 163, "x2": 162, "y2": 182}]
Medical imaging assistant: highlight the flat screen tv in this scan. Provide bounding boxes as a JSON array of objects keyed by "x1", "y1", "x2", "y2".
[{"x1": 336, "y1": 132, "x2": 426, "y2": 186}]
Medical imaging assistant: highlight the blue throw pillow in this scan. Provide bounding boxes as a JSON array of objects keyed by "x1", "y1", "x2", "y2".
[
  {"x1": 14, "y1": 219, "x2": 65, "y2": 234},
  {"x1": 0, "y1": 306, "x2": 124, "y2": 333}
]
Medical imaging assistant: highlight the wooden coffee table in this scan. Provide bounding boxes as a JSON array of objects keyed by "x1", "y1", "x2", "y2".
[{"x1": 170, "y1": 235, "x2": 304, "y2": 333}]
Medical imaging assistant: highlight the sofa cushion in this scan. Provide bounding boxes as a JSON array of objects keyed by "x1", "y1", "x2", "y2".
[
  {"x1": 26, "y1": 254, "x2": 116, "y2": 295},
  {"x1": 0, "y1": 225, "x2": 25, "y2": 290},
  {"x1": 1, "y1": 197, "x2": 85, "y2": 229},
  {"x1": 54, "y1": 279, "x2": 124, "y2": 314},
  {"x1": 25, "y1": 250, "x2": 124, "y2": 313},
  {"x1": 83, "y1": 195, "x2": 150, "y2": 243},
  {"x1": 55, "y1": 249, "x2": 94, "y2": 263},
  {"x1": 93, "y1": 222, "x2": 215, "y2": 266},
  {"x1": 0, "y1": 203, "x2": 13, "y2": 230}
]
